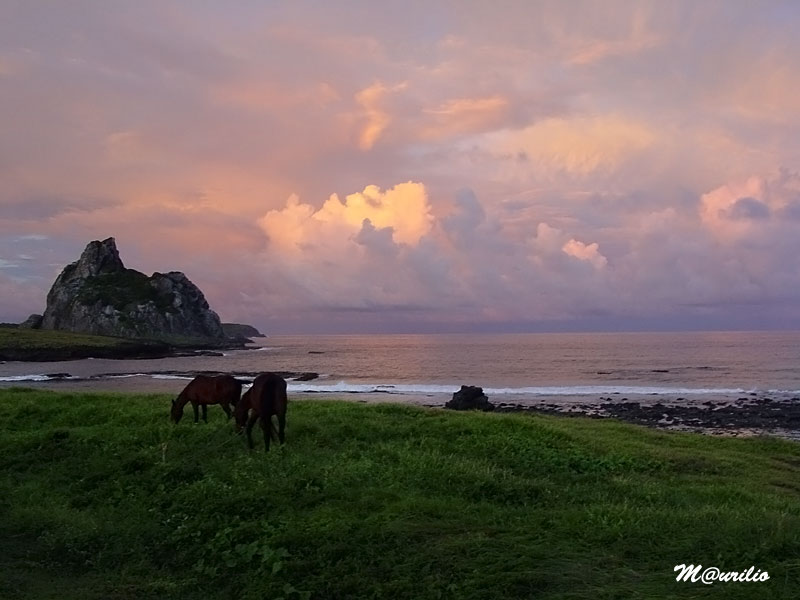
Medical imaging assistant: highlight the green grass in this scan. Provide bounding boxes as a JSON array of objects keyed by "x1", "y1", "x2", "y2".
[
  {"x1": 0, "y1": 328, "x2": 131, "y2": 350},
  {"x1": 1, "y1": 388, "x2": 799, "y2": 599}
]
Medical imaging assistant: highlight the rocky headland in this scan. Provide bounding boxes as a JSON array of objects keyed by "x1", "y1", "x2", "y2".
[
  {"x1": 221, "y1": 323, "x2": 264, "y2": 339},
  {"x1": 40, "y1": 237, "x2": 226, "y2": 339},
  {"x1": 4, "y1": 237, "x2": 264, "y2": 361}
]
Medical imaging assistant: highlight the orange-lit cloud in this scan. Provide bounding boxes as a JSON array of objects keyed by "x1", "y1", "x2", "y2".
[
  {"x1": 700, "y1": 170, "x2": 800, "y2": 240},
  {"x1": 489, "y1": 115, "x2": 655, "y2": 177},
  {"x1": 421, "y1": 95, "x2": 510, "y2": 139},
  {"x1": 355, "y1": 81, "x2": 407, "y2": 150},
  {"x1": 259, "y1": 182, "x2": 432, "y2": 251},
  {"x1": 562, "y1": 239, "x2": 608, "y2": 268}
]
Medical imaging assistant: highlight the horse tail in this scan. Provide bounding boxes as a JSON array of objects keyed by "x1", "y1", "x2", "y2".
[{"x1": 272, "y1": 378, "x2": 288, "y2": 441}]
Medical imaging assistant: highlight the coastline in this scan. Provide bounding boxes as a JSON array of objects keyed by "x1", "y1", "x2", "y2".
[
  {"x1": 3, "y1": 330, "x2": 799, "y2": 441},
  {"x1": 0, "y1": 327, "x2": 251, "y2": 362},
  {"x1": 4, "y1": 374, "x2": 798, "y2": 441}
]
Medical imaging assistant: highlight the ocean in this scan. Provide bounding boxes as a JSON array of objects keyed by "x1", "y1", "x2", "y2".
[{"x1": 2, "y1": 331, "x2": 799, "y2": 407}]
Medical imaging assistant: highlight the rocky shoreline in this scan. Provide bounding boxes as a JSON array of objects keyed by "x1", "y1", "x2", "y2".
[
  {"x1": 490, "y1": 395, "x2": 800, "y2": 439},
  {"x1": 2, "y1": 364, "x2": 798, "y2": 440}
]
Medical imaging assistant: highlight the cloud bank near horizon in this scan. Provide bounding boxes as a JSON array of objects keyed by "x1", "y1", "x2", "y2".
[{"x1": 2, "y1": 1, "x2": 800, "y2": 333}]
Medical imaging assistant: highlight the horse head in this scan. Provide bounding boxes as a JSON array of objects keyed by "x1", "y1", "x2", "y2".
[
  {"x1": 233, "y1": 388, "x2": 252, "y2": 433},
  {"x1": 170, "y1": 398, "x2": 183, "y2": 423}
]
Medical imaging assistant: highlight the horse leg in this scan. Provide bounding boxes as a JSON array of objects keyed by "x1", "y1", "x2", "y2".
[
  {"x1": 277, "y1": 412, "x2": 286, "y2": 445},
  {"x1": 201, "y1": 404, "x2": 208, "y2": 423},
  {"x1": 260, "y1": 416, "x2": 271, "y2": 452},
  {"x1": 192, "y1": 402, "x2": 199, "y2": 424},
  {"x1": 245, "y1": 413, "x2": 259, "y2": 450},
  {"x1": 221, "y1": 402, "x2": 232, "y2": 420}
]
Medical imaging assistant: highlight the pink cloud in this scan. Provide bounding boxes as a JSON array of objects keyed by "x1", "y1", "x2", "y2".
[{"x1": 3, "y1": 2, "x2": 800, "y2": 330}]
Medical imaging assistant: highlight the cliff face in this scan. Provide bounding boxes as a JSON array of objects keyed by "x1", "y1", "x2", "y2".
[{"x1": 41, "y1": 238, "x2": 225, "y2": 340}]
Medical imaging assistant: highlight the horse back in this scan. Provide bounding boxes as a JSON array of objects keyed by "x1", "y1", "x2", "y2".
[
  {"x1": 183, "y1": 374, "x2": 241, "y2": 405},
  {"x1": 214, "y1": 375, "x2": 242, "y2": 404}
]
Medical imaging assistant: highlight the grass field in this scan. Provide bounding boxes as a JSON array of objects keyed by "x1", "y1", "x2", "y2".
[
  {"x1": 0, "y1": 328, "x2": 135, "y2": 350},
  {"x1": 0, "y1": 328, "x2": 170, "y2": 361},
  {"x1": 0, "y1": 328, "x2": 243, "y2": 361},
  {"x1": 1, "y1": 388, "x2": 799, "y2": 599}
]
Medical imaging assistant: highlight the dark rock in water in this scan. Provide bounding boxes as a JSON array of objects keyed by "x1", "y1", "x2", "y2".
[
  {"x1": 40, "y1": 237, "x2": 225, "y2": 340},
  {"x1": 44, "y1": 372, "x2": 71, "y2": 379},
  {"x1": 445, "y1": 385, "x2": 495, "y2": 411},
  {"x1": 293, "y1": 372, "x2": 318, "y2": 381},
  {"x1": 308, "y1": 351, "x2": 325, "y2": 354},
  {"x1": 222, "y1": 323, "x2": 264, "y2": 338},
  {"x1": 19, "y1": 314, "x2": 43, "y2": 329}
]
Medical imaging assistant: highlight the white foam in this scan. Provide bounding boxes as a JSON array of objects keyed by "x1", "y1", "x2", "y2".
[
  {"x1": 151, "y1": 374, "x2": 194, "y2": 381},
  {"x1": 286, "y1": 381, "x2": 750, "y2": 396},
  {"x1": 0, "y1": 374, "x2": 55, "y2": 382}
]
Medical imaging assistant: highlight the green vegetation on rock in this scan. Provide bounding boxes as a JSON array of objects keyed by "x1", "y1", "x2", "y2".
[
  {"x1": 1, "y1": 389, "x2": 799, "y2": 599},
  {"x1": 77, "y1": 269, "x2": 174, "y2": 312},
  {"x1": 41, "y1": 238, "x2": 226, "y2": 340}
]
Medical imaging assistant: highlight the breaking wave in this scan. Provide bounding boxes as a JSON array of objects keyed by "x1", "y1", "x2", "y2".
[{"x1": 286, "y1": 381, "x2": 755, "y2": 396}]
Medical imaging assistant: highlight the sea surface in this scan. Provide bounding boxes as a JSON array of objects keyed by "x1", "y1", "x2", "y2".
[{"x1": 2, "y1": 331, "x2": 800, "y2": 407}]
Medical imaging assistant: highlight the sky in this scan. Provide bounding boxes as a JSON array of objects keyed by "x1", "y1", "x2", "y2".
[{"x1": 2, "y1": 0, "x2": 800, "y2": 334}]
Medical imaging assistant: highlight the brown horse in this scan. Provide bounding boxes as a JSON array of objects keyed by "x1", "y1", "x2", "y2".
[
  {"x1": 171, "y1": 374, "x2": 243, "y2": 424},
  {"x1": 233, "y1": 373, "x2": 287, "y2": 451}
]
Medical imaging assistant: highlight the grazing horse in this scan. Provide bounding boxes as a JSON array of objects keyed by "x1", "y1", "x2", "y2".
[
  {"x1": 234, "y1": 373, "x2": 288, "y2": 451},
  {"x1": 171, "y1": 374, "x2": 242, "y2": 424}
]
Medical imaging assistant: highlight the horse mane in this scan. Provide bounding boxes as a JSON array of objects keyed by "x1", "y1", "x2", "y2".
[{"x1": 174, "y1": 387, "x2": 188, "y2": 407}]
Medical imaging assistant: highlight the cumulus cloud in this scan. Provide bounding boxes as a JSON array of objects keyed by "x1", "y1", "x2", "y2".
[
  {"x1": 562, "y1": 239, "x2": 608, "y2": 269},
  {"x1": 700, "y1": 169, "x2": 800, "y2": 239},
  {"x1": 250, "y1": 186, "x2": 621, "y2": 327},
  {"x1": 260, "y1": 182, "x2": 433, "y2": 249}
]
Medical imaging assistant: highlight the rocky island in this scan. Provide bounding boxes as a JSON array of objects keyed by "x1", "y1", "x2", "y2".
[{"x1": 2, "y1": 237, "x2": 262, "y2": 361}]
